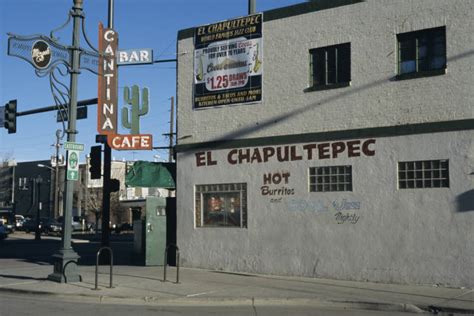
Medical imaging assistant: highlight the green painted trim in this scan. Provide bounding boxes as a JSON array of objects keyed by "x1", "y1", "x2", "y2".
[
  {"x1": 177, "y1": 0, "x2": 365, "y2": 41},
  {"x1": 175, "y1": 119, "x2": 474, "y2": 153}
]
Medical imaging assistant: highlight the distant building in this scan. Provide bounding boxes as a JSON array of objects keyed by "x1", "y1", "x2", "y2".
[
  {"x1": 0, "y1": 157, "x2": 171, "y2": 228},
  {"x1": 175, "y1": 0, "x2": 474, "y2": 287},
  {"x1": 0, "y1": 160, "x2": 15, "y2": 209}
]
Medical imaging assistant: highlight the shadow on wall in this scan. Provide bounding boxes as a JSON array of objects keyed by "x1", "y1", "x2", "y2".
[
  {"x1": 456, "y1": 189, "x2": 474, "y2": 212},
  {"x1": 178, "y1": 49, "x2": 474, "y2": 157}
]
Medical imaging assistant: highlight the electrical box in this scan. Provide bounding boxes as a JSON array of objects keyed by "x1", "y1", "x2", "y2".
[{"x1": 133, "y1": 196, "x2": 167, "y2": 266}]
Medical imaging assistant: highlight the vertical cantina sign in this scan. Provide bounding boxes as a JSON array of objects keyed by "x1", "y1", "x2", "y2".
[
  {"x1": 97, "y1": 23, "x2": 118, "y2": 135},
  {"x1": 97, "y1": 23, "x2": 152, "y2": 150}
]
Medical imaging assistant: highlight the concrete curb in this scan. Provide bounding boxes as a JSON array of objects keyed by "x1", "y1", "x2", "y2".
[{"x1": 0, "y1": 286, "x2": 428, "y2": 313}]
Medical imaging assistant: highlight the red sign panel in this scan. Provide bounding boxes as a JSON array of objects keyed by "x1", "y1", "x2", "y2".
[
  {"x1": 107, "y1": 134, "x2": 153, "y2": 150},
  {"x1": 97, "y1": 23, "x2": 118, "y2": 135}
]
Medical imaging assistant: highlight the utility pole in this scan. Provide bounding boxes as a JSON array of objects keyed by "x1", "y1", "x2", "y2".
[
  {"x1": 34, "y1": 177, "x2": 42, "y2": 241},
  {"x1": 48, "y1": 0, "x2": 83, "y2": 283},
  {"x1": 249, "y1": 0, "x2": 256, "y2": 14},
  {"x1": 168, "y1": 97, "x2": 174, "y2": 162}
]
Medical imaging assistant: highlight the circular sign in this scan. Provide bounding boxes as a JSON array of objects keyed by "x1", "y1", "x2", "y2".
[
  {"x1": 31, "y1": 40, "x2": 52, "y2": 69},
  {"x1": 69, "y1": 152, "x2": 78, "y2": 169}
]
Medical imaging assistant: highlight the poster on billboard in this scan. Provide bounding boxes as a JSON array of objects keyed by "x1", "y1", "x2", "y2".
[{"x1": 193, "y1": 13, "x2": 263, "y2": 108}]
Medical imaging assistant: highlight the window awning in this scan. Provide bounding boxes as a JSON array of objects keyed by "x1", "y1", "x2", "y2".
[{"x1": 125, "y1": 161, "x2": 176, "y2": 189}]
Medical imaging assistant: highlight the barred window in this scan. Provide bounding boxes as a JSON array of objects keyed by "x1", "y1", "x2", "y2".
[
  {"x1": 195, "y1": 183, "x2": 247, "y2": 228},
  {"x1": 398, "y1": 159, "x2": 449, "y2": 189},
  {"x1": 309, "y1": 166, "x2": 352, "y2": 192}
]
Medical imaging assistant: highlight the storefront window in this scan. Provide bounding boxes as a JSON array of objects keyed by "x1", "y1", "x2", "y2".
[{"x1": 195, "y1": 183, "x2": 247, "y2": 228}]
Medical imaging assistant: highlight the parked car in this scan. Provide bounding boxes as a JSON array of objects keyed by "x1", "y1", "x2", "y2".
[
  {"x1": 22, "y1": 218, "x2": 37, "y2": 233},
  {"x1": 42, "y1": 218, "x2": 62, "y2": 235},
  {"x1": 15, "y1": 215, "x2": 25, "y2": 230},
  {"x1": 0, "y1": 213, "x2": 15, "y2": 233},
  {"x1": 114, "y1": 223, "x2": 133, "y2": 234},
  {"x1": 57, "y1": 216, "x2": 93, "y2": 232},
  {"x1": 0, "y1": 223, "x2": 8, "y2": 240},
  {"x1": 23, "y1": 218, "x2": 62, "y2": 235}
]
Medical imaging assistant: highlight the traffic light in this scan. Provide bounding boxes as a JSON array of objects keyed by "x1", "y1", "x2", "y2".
[
  {"x1": 89, "y1": 145, "x2": 102, "y2": 179},
  {"x1": 4, "y1": 100, "x2": 17, "y2": 134}
]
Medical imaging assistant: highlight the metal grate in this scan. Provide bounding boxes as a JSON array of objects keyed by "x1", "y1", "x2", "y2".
[
  {"x1": 309, "y1": 165, "x2": 352, "y2": 192},
  {"x1": 398, "y1": 159, "x2": 449, "y2": 189}
]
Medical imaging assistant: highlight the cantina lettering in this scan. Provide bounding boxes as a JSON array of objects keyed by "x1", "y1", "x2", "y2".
[{"x1": 195, "y1": 139, "x2": 376, "y2": 167}]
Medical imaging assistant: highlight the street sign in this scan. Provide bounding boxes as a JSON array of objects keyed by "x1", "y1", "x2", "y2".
[
  {"x1": 117, "y1": 48, "x2": 153, "y2": 65},
  {"x1": 56, "y1": 106, "x2": 88, "y2": 122},
  {"x1": 8, "y1": 35, "x2": 71, "y2": 71},
  {"x1": 66, "y1": 150, "x2": 80, "y2": 181},
  {"x1": 64, "y1": 142, "x2": 84, "y2": 152}
]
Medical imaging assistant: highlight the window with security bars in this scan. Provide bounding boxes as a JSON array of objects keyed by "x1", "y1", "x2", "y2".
[
  {"x1": 195, "y1": 183, "x2": 247, "y2": 228},
  {"x1": 309, "y1": 43, "x2": 350, "y2": 89},
  {"x1": 398, "y1": 159, "x2": 449, "y2": 189},
  {"x1": 397, "y1": 26, "x2": 446, "y2": 78},
  {"x1": 309, "y1": 166, "x2": 352, "y2": 192}
]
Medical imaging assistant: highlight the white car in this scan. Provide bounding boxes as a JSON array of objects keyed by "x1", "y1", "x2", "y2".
[{"x1": 15, "y1": 215, "x2": 25, "y2": 229}]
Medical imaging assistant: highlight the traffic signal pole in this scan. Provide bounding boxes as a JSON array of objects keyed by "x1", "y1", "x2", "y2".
[
  {"x1": 100, "y1": 0, "x2": 114, "y2": 250},
  {"x1": 102, "y1": 142, "x2": 112, "y2": 247}
]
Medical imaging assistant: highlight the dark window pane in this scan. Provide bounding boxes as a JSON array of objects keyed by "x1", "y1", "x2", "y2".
[
  {"x1": 326, "y1": 48, "x2": 336, "y2": 84},
  {"x1": 314, "y1": 50, "x2": 326, "y2": 86},
  {"x1": 399, "y1": 39, "x2": 416, "y2": 60},
  {"x1": 338, "y1": 44, "x2": 351, "y2": 83}
]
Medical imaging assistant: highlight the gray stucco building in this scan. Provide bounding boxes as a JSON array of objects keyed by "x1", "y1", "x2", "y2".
[{"x1": 175, "y1": 0, "x2": 473, "y2": 287}]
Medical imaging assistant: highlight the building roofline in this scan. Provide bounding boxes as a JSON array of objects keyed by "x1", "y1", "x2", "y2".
[{"x1": 177, "y1": 0, "x2": 364, "y2": 40}]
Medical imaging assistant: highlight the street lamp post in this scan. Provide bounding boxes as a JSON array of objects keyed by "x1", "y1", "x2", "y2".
[
  {"x1": 34, "y1": 176, "x2": 43, "y2": 241},
  {"x1": 47, "y1": 0, "x2": 83, "y2": 283},
  {"x1": 37, "y1": 163, "x2": 60, "y2": 219},
  {"x1": 53, "y1": 129, "x2": 62, "y2": 218}
]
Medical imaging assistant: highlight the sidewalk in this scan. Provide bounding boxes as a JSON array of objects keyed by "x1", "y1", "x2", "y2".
[
  {"x1": 1, "y1": 258, "x2": 473, "y2": 314},
  {"x1": 1, "y1": 233, "x2": 473, "y2": 314}
]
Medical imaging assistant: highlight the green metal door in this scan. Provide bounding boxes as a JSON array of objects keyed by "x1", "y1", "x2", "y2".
[{"x1": 144, "y1": 196, "x2": 167, "y2": 265}]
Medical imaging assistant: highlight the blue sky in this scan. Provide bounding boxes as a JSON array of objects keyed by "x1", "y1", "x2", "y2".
[{"x1": 0, "y1": 0, "x2": 303, "y2": 163}]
